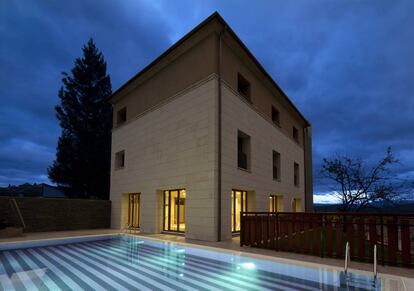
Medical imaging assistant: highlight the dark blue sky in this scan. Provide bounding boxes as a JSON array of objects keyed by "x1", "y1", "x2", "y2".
[{"x1": 1, "y1": 1, "x2": 413, "y2": 201}]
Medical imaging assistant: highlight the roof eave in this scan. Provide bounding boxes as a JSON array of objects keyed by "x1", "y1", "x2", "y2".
[{"x1": 107, "y1": 11, "x2": 310, "y2": 127}]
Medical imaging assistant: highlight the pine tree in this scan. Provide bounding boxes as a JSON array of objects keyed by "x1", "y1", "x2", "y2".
[{"x1": 48, "y1": 39, "x2": 112, "y2": 199}]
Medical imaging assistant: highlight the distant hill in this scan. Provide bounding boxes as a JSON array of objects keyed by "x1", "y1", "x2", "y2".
[
  {"x1": 314, "y1": 203, "x2": 342, "y2": 212},
  {"x1": 0, "y1": 183, "x2": 43, "y2": 197},
  {"x1": 314, "y1": 201, "x2": 414, "y2": 214}
]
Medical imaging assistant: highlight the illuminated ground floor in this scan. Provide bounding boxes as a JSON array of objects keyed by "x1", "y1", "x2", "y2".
[{"x1": 119, "y1": 188, "x2": 303, "y2": 241}]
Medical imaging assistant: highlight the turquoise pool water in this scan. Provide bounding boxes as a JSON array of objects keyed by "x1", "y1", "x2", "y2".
[{"x1": 0, "y1": 235, "x2": 386, "y2": 290}]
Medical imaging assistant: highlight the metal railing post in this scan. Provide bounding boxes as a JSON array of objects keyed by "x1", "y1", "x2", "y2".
[
  {"x1": 10, "y1": 198, "x2": 25, "y2": 229},
  {"x1": 276, "y1": 212, "x2": 279, "y2": 251},
  {"x1": 373, "y1": 244, "x2": 377, "y2": 278},
  {"x1": 344, "y1": 241, "x2": 350, "y2": 274},
  {"x1": 380, "y1": 215, "x2": 384, "y2": 266},
  {"x1": 240, "y1": 212, "x2": 243, "y2": 247}
]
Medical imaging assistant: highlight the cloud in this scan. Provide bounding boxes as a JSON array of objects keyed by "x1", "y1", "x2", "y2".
[
  {"x1": 0, "y1": 0, "x2": 172, "y2": 186},
  {"x1": 0, "y1": 0, "x2": 413, "y2": 196},
  {"x1": 314, "y1": 193, "x2": 341, "y2": 205},
  {"x1": 0, "y1": 138, "x2": 54, "y2": 186}
]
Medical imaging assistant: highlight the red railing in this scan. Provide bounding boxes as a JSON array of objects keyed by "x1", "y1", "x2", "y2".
[{"x1": 240, "y1": 212, "x2": 414, "y2": 267}]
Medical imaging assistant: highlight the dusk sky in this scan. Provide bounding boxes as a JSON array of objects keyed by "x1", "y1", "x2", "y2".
[{"x1": 1, "y1": 1, "x2": 413, "y2": 202}]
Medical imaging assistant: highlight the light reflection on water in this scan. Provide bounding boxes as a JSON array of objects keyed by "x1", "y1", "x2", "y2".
[{"x1": 0, "y1": 235, "x2": 403, "y2": 291}]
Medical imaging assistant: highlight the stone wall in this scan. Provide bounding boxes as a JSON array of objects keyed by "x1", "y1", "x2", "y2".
[
  {"x1": 0, "y1": 197, "x2": 111, "y2": 232},
  {"x1": 110, "y1": 76, "x2": 218, "y2": 241},
  {"x1": 220, "y1": 83, "x2": 306, "y2": 240}
]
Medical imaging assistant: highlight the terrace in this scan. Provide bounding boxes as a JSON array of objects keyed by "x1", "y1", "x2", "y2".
[
  {"x1": 1, "y1": 228, "x2": 413, "y2": 290},
  {"x1": 1, "y1": 196, "x2": 414, "y2": 290}
]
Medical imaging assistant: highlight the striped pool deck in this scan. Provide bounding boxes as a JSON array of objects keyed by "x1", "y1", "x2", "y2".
[{"x1": 0, "y1": 236, "x2": 382, "y2": 291}]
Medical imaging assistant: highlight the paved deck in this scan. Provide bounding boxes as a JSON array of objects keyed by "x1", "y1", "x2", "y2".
[
  {"x1": 0, "y1": 228, "x2": 119, "y2": 243},
  {"x1": 1, "y1": 229, "x2": 413, "y2": 281}
]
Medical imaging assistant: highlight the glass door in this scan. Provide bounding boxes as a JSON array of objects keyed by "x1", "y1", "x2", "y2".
[
  {"x1": 128, "y1": 193, "x2": 140, "y2": 228},
  {"x1": 163, "y1": 189, "x2": 186, "y2": 232},
  {"x1": 269, "y1": 195, "x2": 284, "y2": 212},
  {"x1": 292, "y1": 198, "x2": 302, "y2": 212},
  {"x1": 231, "y1": 190, "x2": 247, "y2": 232}
]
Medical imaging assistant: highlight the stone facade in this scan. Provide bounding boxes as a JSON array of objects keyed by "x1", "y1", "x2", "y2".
[
  {"x1": 220, "y1": 83, "x2": 306, "y2": 240},
  {"x1": 110, "y1": 77, "x2": 218, "y2": 241}
]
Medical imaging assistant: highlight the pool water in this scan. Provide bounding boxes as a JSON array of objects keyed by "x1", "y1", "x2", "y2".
[{"x1": 0, "y1": 235, "x2": 389, "y2": 290}]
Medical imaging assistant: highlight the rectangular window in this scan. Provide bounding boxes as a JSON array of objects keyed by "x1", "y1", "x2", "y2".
[
  {"x1": 292, "y1": 198, "x2": 302, "y2": 212},
  {"x1": 293, "y1": 126, "x2": 299, "y2": 143},
  {"x1": 272, "y1": 151, "x2": 281, "y2": 180},
  {"x1": 231, "y1": 190, "x2": 247, "y2": 232},
  {"x1": 115, "y1": 150, "x2": 125, "y2": 169},
  {"x1": 128, "y1": 193, "x2": 140, "y2": 228},
  {"x1": 163, "y1": 189, "x2": 186, "y2": 232},
  {"x1": 237, "y1": 73, "x2": 251, "y2": 102},
  {"x1": 116, "y1": 107, "x2": 127, "y2": 126},
  {"x1": 294, "y1": 162, "x2": 300, "y2": 186},
  {"x1": 269, "y1": 195, "x2": 284, "y2": 212},
  {"x1": 271, "y1": 106, "x2": 280, "y2": 125},
  {"x1": 237, "y1": 130, "x2": 250, "y2": 170}
]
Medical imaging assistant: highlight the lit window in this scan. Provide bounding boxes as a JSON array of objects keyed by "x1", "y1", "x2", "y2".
[
  {"x1": 128, "y1": 193, "x2": 140, "y2": 228},
  {"x1": 232, "y1": 190, "x2": 247, "y2": 232},
  {"x1": 163, "y1": 189, "x2": 186, "y2": 232},
  {"x1": 292, "y1": 198, "x2": 302, "y2": 212},
  {"x1": 269, "y1": 195, "x2": 284, "y2": 212}
]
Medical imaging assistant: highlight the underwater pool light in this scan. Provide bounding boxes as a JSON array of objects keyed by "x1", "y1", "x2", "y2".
[{"x1": 239, "y1": 262, "x2": 256, "y2": 269}]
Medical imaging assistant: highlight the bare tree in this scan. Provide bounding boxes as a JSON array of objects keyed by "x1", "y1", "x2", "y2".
[{"x1": 321, "y1": 147, "x2": 406, "y2": 212}]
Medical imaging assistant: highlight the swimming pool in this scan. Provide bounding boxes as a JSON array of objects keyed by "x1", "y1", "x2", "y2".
[{"x1": 0, "y1": 234, "x2": 403, "y2": 290}]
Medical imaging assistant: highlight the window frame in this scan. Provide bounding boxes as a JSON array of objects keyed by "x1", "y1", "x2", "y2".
[
  {"x1": 116, "y1": 107, "x2": 127, "y2": 127},
  {"x1": 294, "y1": 162, "x2": 300, "y2": 187},
  {"x1": 271, "y1": 106, "x2": 280, "y2": 126},
  {"x1": 269, "y1": 195, "x2": 283, "y2": 212},
  {"x1": 292, "y1": 198, "x2": 302, "y2": 212},
  {"x1": 231, "y1": 189, "x2": 248, "y2": 233},
  {"x1": 272, "y1": 150, "x2": 281, "y2": 181},
  {"x1": 128, "y1": 193, "x2": 141, "y2": 228},
  {"x1": 237, "y1": 130, "x2": 251, "y2": 171},
  {"x1": 114, "y1": 150, "x2": 125, "y2": 170},
  {"x1": 293, "y1": 126, "x2": 299, "y2": 143},
  {"x1": 163, "y1": 189, "x2": 186, "y2": 233},
  {"x1": 237, "y1": 73, "x2": 251, "y2": 102}
]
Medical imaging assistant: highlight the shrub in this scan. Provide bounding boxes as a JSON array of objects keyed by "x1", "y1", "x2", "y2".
[{"x1": 0, "y1": 218, "x2": 10, "y2": 229}]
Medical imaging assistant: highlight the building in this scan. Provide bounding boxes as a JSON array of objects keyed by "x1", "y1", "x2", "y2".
[
  {"x1": 109, "y1": 12, "x2": 312, "y2": 241},
  {"x1": 41, "y1": 184, "x2": 66, "y2": 198},
  {"x1": 0, "y1": 183, "x2": 65, "y2": 198}
]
